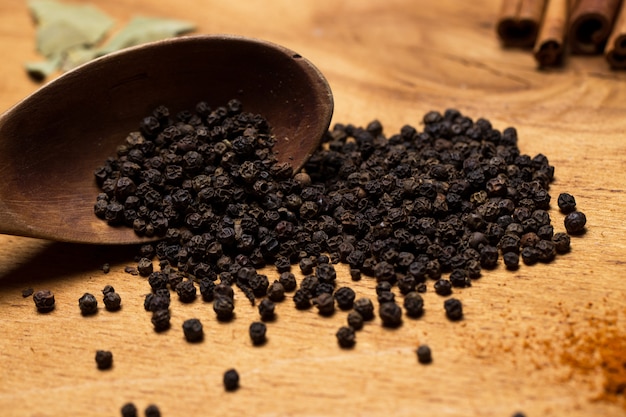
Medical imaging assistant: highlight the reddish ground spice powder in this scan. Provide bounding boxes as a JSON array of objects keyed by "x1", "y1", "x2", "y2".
[{"x1": 559, "y1": 314, "x2": 626, "y2": 410}]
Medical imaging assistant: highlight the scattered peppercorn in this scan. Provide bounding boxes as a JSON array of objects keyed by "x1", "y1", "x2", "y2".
[
  {"x1": 144, "y1": 290, "x2": 170, "y2": 312},
  {"x1": 95, "y1": 350, "x2": 113, "y2": 370},
  {"x1": 403, "y1": 292, "x2": 424, "y2": 318},
  {"x1": 354, "y1": 298, "x2": 375, "y2": 321},
  {"x1": 336, "y1": 326, "x2": 356, "y2": 348},
  {"x1": 347, "y1": 310, "x2": 364, "y2": 330},
  {"x1": 258, "y1": 298, "x2": 276, "y2": 321},
  {"x1": 22, "y1": 287, "x2": 34, "y2": 298},
  {"x1": 444, "y1": 298, "x2": 463, "y2": 321},
  {"x1": 175, "y1": 279, "x2": 197, "y2": 303},
  {"x1": 416, "y1": 344, "x2": 432, "y2": 364},
  {"x1": 557, "y1": 193, "x2": 576, "y2": 213},
  {"x1": 503, "y1": 251, "x2": 520, "y2": 269},
  {"x1": 379, "y1": 302, "x2": 402, "y2": 327},
  {"x1": 564, "y1": 211, "x2": 587, "y2": 234},
  {"x1": 213, "y1": 296, "x2": 235, "y2": 321},
  {"x1": 103, "y1": 290, "x2": 122, "y2": 311},
  {"x1": 182, "y1": 318, "x2": 203, "y2": 342},
  {"x1": 552, "y1": 232, "x2": 571, "y2": 253},
  {"x1": 78, "y1": 293, "x2": 98, "y2": 315},
  {"x1": 136, "y1": 257, "x2": 153, "y2": 276},
  {"x1": 266, "y1": 281, "x2": 285, "y2": 302},
  {"x1": 334, "y1": 286, "x2": 356, "y2": 310},
  {"x1": 151, "y1": 309, "x2": 171, "y2": 332},
  {"x1": 223, "y1": 368, "x2": 240, "y2": 391},
  {"x1": 249, "y1": 321, "x2": 267, "y2": 345},
  {"x1": 313, "y1": 292, "x2": 335, "y2": 316},
  {"x1": 101, "y1": 263, "x2": 111, "y2": 274},
  {"x1": 278, "y1": 272, "x2": 297, "y2": 292},
  {"x1": 120, "y1": 402, "x2": 137, "y2": 417},
  {"x1": 124, "y1": 266, "x2": 138, "y2": 275},
  {"x1": 144, "y1": 404, "x2": 161, "y2": 417},
  {"x1": 433, "y1": 279, "x2": 452, "y2": 296},
  {"x1": 33, "y1": 289, "x2": 55, "y2": 312},
  {"x1": 293, "y1": 289, "x2": 312, "y2": 310}
]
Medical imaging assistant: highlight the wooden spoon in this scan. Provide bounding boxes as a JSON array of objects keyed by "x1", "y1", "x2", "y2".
[{"x1": 0, "y1": 35, "x2": 334, "y2": 244}]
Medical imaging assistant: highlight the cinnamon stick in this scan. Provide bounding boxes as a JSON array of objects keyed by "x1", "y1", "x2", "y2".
[
  {"x1": 497, "y1": 0, "x2": 548, "y2": 47},
  {"x1": 533, "y1": 0, "x2": 569, "y2": 66},
  {"x1": 568, "y1": 0, "x2": 622, "y2": 54},
  {"x1": 605, "y1": 1, "x2": 626, "y2": 67}
]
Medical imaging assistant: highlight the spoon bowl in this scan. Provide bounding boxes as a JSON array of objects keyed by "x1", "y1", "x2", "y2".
[{"x1": 0, "y1": 35, "x2": 333, "y2": 244}]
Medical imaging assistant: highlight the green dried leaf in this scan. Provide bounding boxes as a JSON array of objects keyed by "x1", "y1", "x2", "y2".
[
  {"x1": 24, "y1": 55, "x2": 62, "y2": 81},
  {"x1": 29, "y1": 0, "x2": 114, "y2": 56},
  {"x1": 96, "y1": 16, "x2": 196, "y2": 56}
]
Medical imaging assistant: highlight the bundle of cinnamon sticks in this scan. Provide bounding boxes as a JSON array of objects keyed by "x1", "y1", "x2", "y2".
[{"x1": 497, "y1": 0, "x2": 626, "y2": 68}]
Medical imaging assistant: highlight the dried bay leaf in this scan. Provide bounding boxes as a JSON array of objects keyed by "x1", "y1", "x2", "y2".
[
  {"x1": 96, "y1": 16, "x2": 197, "y2": 56},
  {"x1": 29, "y1": 0, "x2": 114, "y2": 57},
  {"x1": 25, "y1": 1, "x2": 196, "y2": 80}
]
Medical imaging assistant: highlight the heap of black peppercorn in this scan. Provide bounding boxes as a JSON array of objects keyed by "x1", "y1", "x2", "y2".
[{"x1": 93, "y1": 103, "x2": 581, "y2": 340}]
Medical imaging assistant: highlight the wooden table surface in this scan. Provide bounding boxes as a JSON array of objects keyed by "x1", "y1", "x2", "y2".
[{"x1": 1, "y1": 1, "x2": 625, "y2": 416}]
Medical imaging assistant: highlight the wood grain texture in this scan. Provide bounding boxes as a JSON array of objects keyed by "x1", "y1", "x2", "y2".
[{"x1": 1, "y1": 1, "x2": 625, "y2": 416}]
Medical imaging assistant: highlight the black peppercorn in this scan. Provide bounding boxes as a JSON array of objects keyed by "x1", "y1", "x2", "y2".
[
  {"x1": 78, "y1": 293, "x2": 98, "y2": 315},
  {"x1": 213, "y1": 296, "x2": 235, "y2": 321},
  {"x1": 249, "y1": 321, "x2": 267, "y2": 346},
  {"x1": 95, "y1": 350, "x2": 113, "y2": 370},
  {"x1": 182, "y1": 318, "x2": 204, "y2": 342},
  {"x1": 313, "y1": 292, "x2": 335, "y2": 316},
  {"x1": 353, "y1": 298, "x2": 375, "y2": 321},
  {"x1": 103, "y1": 291, "x2": 122, "y2": 311},
  {"x1": 223, "y1": 368, "x2": 240, "y2": 391},
  {"x1": 520, "y1": 246, "x2": 539, "y2": 265},
  {"x1": 503, "y1": 251, "x2": 519, "y2": 269},
  {"x1": 33, "y1": 289, "x2": 55, "y2": 312},
  {"x1": 120, "y1": 402, "x2": 137, "y2": 417},
  {"x1": 536, "y1": 239, "x2": 556, "y2": 262},
  {"x1": 403, "y1": 292, "x2": 424, "y2": 318},
  {"x1": 379, "y1": 302, "x2": 402, "y2": 327},
  {"x1": 278, "y1": 272, "x2": 297, "y2": 292},
  {"x1": 336, "y1": 326, "x2": 356, "y2": 348},
  {"x1": 151, "y1": 309, "x2": 171, "y2": 332},
  {"x1": 444, "y1": 298, "x2": 463, "y2": 321},
  {"x1": 144, "y1": 291, "x2": 170, "y2": 312},
  {"x1": 552, "y1": 232, "x2": 571, "y2": 254},
  {"x1": 557, "y1": 193, "x2": 576, "y2": 213},
  {"x1": 377, "y1": 290, "x2": 395, "y2": 304},
  {"x1": 433, "y1": 279, "x2": 452, "y2": 296},
  {"x1": 564, "y1": 211, "x2": 586, "y2": 234},
  {"x1": 347, "y1": 311, "x2": 364, "y2": 330},
  {"x1": 334, "y1": 286, "x2": 356, "y2": 310},
  {"x1": 136, "y1": 257, "x2": 153, "y2": 276},
  {"x1": 144, "y1": 404, "x2": 161, "y2": 417},
  {"x1": 266, "y1": 281, "x2": 285, "y2": 302},
  {"x1": 199, "y1": 278, "x2": 216, "y2": 302},
  {"x1": 293, "y1": 289, "x2": 312, "y2": 310},
  {"x1": 316, "y1": 263, "x2": 337, "y2": 283},
  {"x1": 258, "y1": 298, "x2": 276, "y2": 321},
  {"x1": 416, "y1": 344, "x2": 432, "y2": 364},
  {"x1": 175, "y1": 279, "x2": 197, "y2": 303}
]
